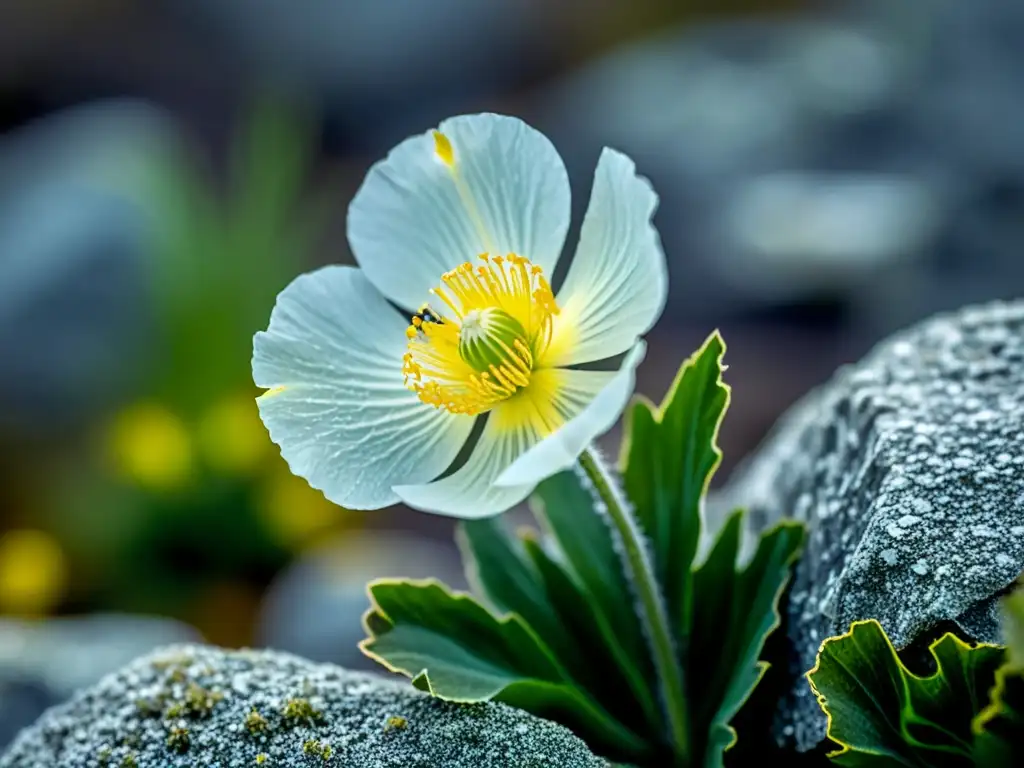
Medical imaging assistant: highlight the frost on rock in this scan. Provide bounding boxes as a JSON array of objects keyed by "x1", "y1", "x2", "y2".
[
  {"x1": 711, "y1": 300, "x2": 1024, "y2": 751},
  {"x1": 0, "y1": 644, "x2": 607, "y2": 768}
]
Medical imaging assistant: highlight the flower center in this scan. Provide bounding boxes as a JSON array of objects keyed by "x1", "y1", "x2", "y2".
[{"x1": 402, "y1": 253, "x2": 559, "y2": 415}]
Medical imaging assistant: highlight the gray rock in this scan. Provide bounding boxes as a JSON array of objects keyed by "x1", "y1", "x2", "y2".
[
  {"x1": 533, "y1": 0, "x2": 1024, "y2": 334},
  {"x1": 711, "y1": 299, "x2": 1024, "y2": 750},
  {"x1": 0, "y1": 614, "x2": 201, "y2": 696},
  {"x1": 0, "y1": 614, "x2": 200, "y2": 750},
  {"x1": 0, "y1": 100, "x2": 178, "y2": 434},
  {"x1": 532, "y1": 9, "x2": 933, "y2": 324},
  {"x1": 0, "y1": 644, "x2": 607, "y2": 768}
]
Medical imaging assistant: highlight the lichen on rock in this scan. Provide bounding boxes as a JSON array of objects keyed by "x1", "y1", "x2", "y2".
[
  {"x1": 712, "y1": 299, "x2": 1024, "y2": 750},
  {"x1": 0, "y1": 644, "x2": 607, "y2": 767}
]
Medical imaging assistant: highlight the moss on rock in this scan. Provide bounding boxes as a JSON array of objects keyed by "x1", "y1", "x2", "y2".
[{"x1": 0, "y1": 644, "x2": 607, "y2": 767}]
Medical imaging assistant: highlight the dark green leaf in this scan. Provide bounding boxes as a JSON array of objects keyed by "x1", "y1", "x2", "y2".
[
  {"x1": 360, "y1": 578, "x2": 648, "y2": 760},
  {"x1": 621, "y1": 330, "x2": 729, "y2": 642},
  {"x1": 972, "y1": 586, "x2": 1024, "y2": 766},
  {"x1": 520, "y1": 532, "x2": 663, "y2": 745},
  {"x1": 1000, "y1": 584, "x2": 1024, "y2": 666},
  {"x1": 972, "y1": 668, "x2": 1024, "y2": 766},
  {"x1": 530, "y1": 471, "x2": 656, "y2": 703},
  {"x1": 688, "y1": 513, "x2": 804, "y2": 767},
  {"x1": 807, "y1": 619, "x2": 1004, "y2": 766},
  {"x1": 457, "y1": 517, "x2": 570, "y2": 661}
]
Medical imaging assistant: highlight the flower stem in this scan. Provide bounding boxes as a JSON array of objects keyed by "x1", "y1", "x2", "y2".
[{"x1": 577, "y1": 448, "x2": 690, "y2": 763}]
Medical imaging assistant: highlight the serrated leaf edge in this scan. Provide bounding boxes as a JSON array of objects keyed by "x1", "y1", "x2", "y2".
[
  {"x1": 716, "y1": 518, "x2": 806, "y2": 755},
  {"x1": 617, "y1": 329, "x2": 730, "y2": 488}
]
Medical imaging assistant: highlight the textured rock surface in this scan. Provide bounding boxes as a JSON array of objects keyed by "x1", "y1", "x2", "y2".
[
  {"x1": 0, "y1": 614, "x2": 199, "y2": 750},
  {"x1": 712, "y1": 299, "x2": 1024, "y2": 750},
  {"x1": 0, "y1": 644, "x2": 606, "y2": 768}
]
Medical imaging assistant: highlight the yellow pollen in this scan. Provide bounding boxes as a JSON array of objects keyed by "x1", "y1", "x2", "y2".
[
  {"x1": 433, "y1": 131, "x2": 455, "y2": 167},
  {"x1": 402, "y1": 253, "x2": 559, "y2": 415}
]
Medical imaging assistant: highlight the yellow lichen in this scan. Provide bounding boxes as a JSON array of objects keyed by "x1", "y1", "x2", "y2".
[
  {"x1": 303, "y1": 739, "x2": 333, "y2": 760},
  {"x1": 166, "y1": 727, "x2": 190, "y2": 753},
  {"x1": 282, "y1": 697, "x2": 323, "y2": 727},
  {"x1": 183, "y1": 681, "x2": 223, "y2": 718},
  {"x1": 245, "y1": 708, "x2": 269, "y2": 735}
]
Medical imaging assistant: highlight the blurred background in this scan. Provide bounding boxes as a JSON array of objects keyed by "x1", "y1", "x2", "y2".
[{"x1": 1, "y1": 0, "x2": 1023, "y2": 746}]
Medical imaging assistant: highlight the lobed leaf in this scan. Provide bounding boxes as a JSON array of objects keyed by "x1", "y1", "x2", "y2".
[
  {"x1": 807, "y1": 619, "x2": 1004, "y2": 767},
  {"x1": 529, "y1": 472, "x2": 660, "y2": 727},
  {"x1": 360, "y1": 578, "x2": 649, "y2": 761},
  {"x1": 689, "y1": 512, "x2": 805, "y2": 766},
  {"x1": 457, "y1": 517, "x2": 569, "y2": 662},
  {"x1": 972, "y1": 586, "x2": 1024, "y2": 766},
  {"x1": 620, "y1": 331, "x2": 729, "y2": 644}
]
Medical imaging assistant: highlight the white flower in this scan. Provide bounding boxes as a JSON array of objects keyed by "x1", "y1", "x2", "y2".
[{"x1": 253, "y1": 113, "x2": 666, "y2": 518}]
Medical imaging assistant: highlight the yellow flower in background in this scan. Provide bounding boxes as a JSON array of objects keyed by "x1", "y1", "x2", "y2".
[
  {"x1": 195, "y1": 392, "x2": 272, "y2": 476},
  {"x1": 0, "y1": 529, "x2": 67, "y2": 616},
  {"x1": 256, "y1": 466, "x2": 352, "y2": 549},
  {"x1": 254, "y1": 113, "x2": 666, "y2": 518},
  {"x1": 107, "y1": 402, "x2": 193, "y2": 490}
]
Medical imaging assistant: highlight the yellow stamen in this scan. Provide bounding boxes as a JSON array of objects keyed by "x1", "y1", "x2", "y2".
[{"x1": 402, "y1": 253, "x2": 559, "y2": 415}]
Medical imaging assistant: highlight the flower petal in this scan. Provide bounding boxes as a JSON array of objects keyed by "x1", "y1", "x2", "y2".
[
  {"x1": 347, "y1": 113, "x2": 571, "y2": 311},
  {"x1": 395, "y1": 342, "x2": 646, "y2": 516},
  {"x1": 543, "y1": 148, "x2": 667, "y2": 367},
  {"x1": 252, "y1": 265, "x2": 474, "y2": 510},
  {"x1": 392, "y1": 414, "x2": 537, "y2": 519},
  {"x1": 495, "y1": 342, "x2": 647, "y2": 488}
]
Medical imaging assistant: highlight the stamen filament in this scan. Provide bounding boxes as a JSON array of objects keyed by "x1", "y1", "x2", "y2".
[{"x1": 402, "y1": 253, "x2": 560, "y2": 416}]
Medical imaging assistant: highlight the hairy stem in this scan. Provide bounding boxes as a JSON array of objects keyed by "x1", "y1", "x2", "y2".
[{"x1": 577, "y1": 447, "x2": 689, "y2": 763}]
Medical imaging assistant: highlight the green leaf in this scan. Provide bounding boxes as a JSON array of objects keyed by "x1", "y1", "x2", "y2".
[
  {"x1": 972, "y1": 586, "x2": 1024, "y2": 766},
  {"x1": 519, "y1": 532, "x2": 663, "y2": 744},
  {"x1": 688, "y1": 512, "x2": 805, "y2": 766},
  {"x1": 460, "y1": 516, "x2": 659, "y2": 759},
  {"x1": 621, "y1": 330, "x2": 729, "y2": 642},
  {"x1": 972, "y1": 667, "x2": 1024, "y2": 766},
  {"x1": 530, "y1": 471, "x2": 638, "y2": 650},
  {"x1": 360, "y1": 578, "x2": 649, "y2": 760},
  {"x1": 807, "y1": 619, "x2": 1004, "y2": 766},
  {"x1": 457, "y1": 518, "x2": 570, "y2": 662},
  {"x1": 361, "y1": 330, "x2": 806, "y2": 766},
  {"x1": 530, "y1": 472, "x2": 658, "y2": 717}
]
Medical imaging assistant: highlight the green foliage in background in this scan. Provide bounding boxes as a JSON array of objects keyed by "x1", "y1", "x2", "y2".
[
  {"x1": 42, "y1": 97, "x2": 347, "y2": 641},
  {"x1": 808, "y1": 584, "x2": 1024, "y2": 767},
  {"x1": 360, "y1": 332, "x2": 805, "y2": 767},
  {"x1": 144, "y1": 97, "x2": 333, "y2": 411}
]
